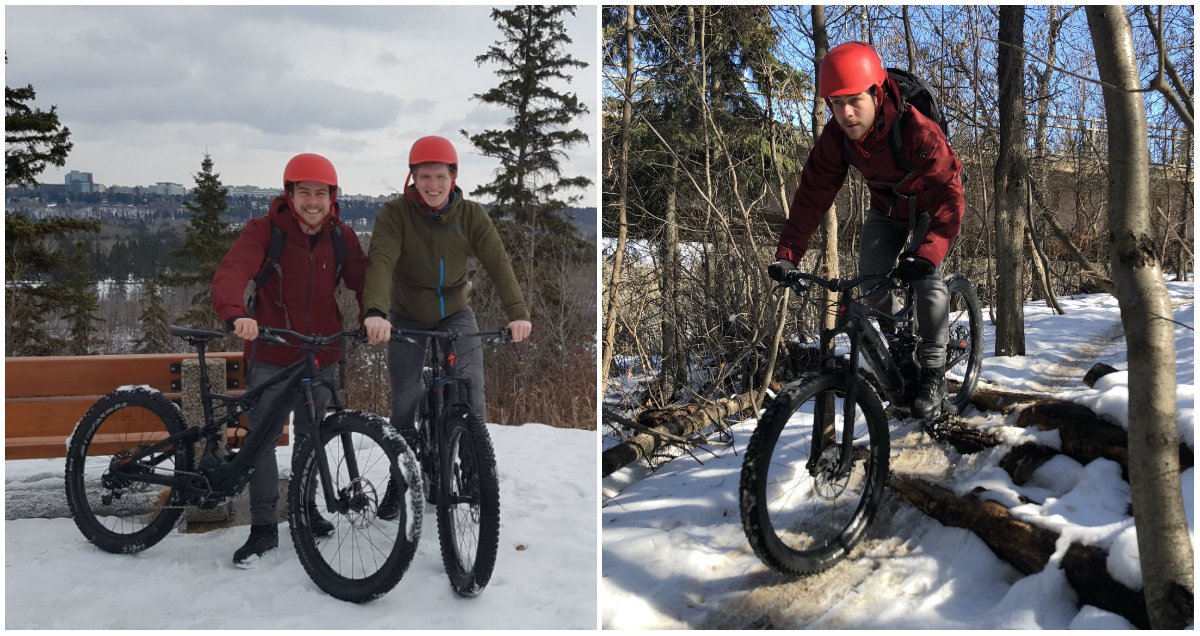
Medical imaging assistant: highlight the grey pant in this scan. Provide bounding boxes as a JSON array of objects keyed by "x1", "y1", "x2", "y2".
[
  {"x1": 387, "y1": 306, "x2": 486, "y2": 431},
  {"x1": 858, "y1": 210, "x2": 949, "y2": 369},
  {"x1": 245, "y1": 361, "x2": 335, "y2": 526}
]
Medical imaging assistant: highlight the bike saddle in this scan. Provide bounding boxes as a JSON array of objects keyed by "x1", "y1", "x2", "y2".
[{"x1": 169, "y1": 325, "x2": 225, "y2": 342}]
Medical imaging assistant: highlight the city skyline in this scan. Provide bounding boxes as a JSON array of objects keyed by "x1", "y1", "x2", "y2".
[{"x1": 5, "y1": 5, "x2": 599, "y2": 201}]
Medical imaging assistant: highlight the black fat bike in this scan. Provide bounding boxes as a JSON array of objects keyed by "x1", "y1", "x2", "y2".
[
  {"x1": 64, "y1": 325, "x2": 423, "y2": 603},
  {"x1": 739, "y1": 269, "x2": 983, "y2": 576},
  {"x1": 390, "y1": 326, "x2": 510, "y2": 597}
]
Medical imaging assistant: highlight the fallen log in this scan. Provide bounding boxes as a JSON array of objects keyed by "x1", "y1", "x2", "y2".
[
  {"x1": 601, "y1": 391, "x2": 757, "y2": 477},
  {"x1": 1062, "y1": 543, "x2": 1150, "y2": 629},
  {"x1": 1014, "y1": 400, "x2": 1194, "y2": 477},
  {"x1": 891, "y1": 474, "x2": 1154, "y2": 628},
  {"x1": 888, "y1": 474, "x2": 1058, "y2": 575}
]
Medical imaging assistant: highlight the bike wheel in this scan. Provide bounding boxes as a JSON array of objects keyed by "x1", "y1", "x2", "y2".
[
  {"x1": 289, "y1": 410, "x2": 422, "y2": 603},
  {"x1": 739, "y1": 368, "x2": 890, "y2": 575},
  {"x1": 944, "y1": 274, "x2": 984, "y2": 413},
  {"x1": 64, "y1": 388, "x2": 191, "y2": 554},
  {"x1": 436, "y1": 409, "x2": 500, "y2": 597}
]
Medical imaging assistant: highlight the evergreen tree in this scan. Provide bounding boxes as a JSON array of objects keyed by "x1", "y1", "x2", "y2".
[
  {"x1": 5, "y1": 76, "x2": 73, "y2": 187},
  {"x1": 5, "y1": 213, "x2": 101, "y2": 355},
  {"x1": 167, "y1": 152, "x2": 236, "y2": 328},
  {"x1": 465, "y1": 5, "x2": 591, "y2": 217},
  {"x1": 133, "y1": 278, "x2": 174, "y2": 354},
  {"x1": 464, "y1": 5, "x2": 594, "y2": 346}
]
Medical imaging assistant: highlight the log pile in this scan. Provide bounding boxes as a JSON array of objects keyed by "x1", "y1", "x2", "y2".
[{"x1": 601, "y1": 391, "x2": 757, "y2": 477}]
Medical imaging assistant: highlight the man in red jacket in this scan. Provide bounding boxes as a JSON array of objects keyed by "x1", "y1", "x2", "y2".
[
  {"x1": 212, "y1": 153, "x2": 368, "y2": 566},
  {"x1": 769, "y1": 42, "x2": 964, "y2": 419}
]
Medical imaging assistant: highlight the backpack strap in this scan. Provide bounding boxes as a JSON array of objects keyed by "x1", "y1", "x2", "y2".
[
  {"x1": 246, "y1": 223, "x2": 287, "y2": 317},
  {"x1": 330, "y1": 223, "x2": 346, "y2": 284}
]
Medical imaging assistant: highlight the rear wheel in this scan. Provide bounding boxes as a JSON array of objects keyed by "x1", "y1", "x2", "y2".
[
  {"x1": 289, "y1": 410, "x2": 422, "y2": 603},
  {"x1": 65, "y1": 388, "x2": 191, "y2": 554},
  {"x1": 739, "y1": 369, "x2": 890, "y2": 575},
  {"x1": 943, "y1": 274, "x2": 984, "y2": 413},
  {"x1": 436, "y1": 408, "x2": 501, "y2": 597}
]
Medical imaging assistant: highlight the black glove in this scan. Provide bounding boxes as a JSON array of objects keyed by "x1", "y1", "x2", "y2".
[
  {"x1": 768, "y1": 259, "x2": 796, "y2": 282},
  {"x1": 894, "y1": 256, "x2": 935, "y2": 282}
]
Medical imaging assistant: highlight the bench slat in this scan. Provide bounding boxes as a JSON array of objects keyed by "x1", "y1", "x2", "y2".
[{"x1": 5, "y1": 352, "x2": 245, "y2": 398}]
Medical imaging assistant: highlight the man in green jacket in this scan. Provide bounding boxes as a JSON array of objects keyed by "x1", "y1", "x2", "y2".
[{"x1": 362, "y1": 135, "x2": 531, "y2": 517}]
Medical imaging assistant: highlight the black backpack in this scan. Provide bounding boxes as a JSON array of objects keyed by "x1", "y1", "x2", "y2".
[{"x1": 246, "y1": 222, "x2": 347, "y2": 317}]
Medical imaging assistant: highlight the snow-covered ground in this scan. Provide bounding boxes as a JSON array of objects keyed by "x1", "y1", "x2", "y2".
[
  {"x1": 5, "y1": 423, "x2": 597, "y2": 629},
  {"x1": 603, "y1": 279, "x2": 1195, "y2": 629}
]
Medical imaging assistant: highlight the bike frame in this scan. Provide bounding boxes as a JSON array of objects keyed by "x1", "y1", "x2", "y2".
[
  {"x1": 393, "y1": 327, "x2": 506, "y2": 502},
  {"x1": 111, "y1": 328, "x2": 356, "y2": 514},
  {"x1": 785, "y1": 272, "x2": 916, "y2": 477}
]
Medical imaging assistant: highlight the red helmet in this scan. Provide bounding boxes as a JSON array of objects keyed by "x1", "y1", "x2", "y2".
[
  {"x1": 283, "y1": 153, "x2": 338, "y2": 189},
  {"x1": 408, "y1": 136, "x2": 458, "y2": 169},
  {"x1": 819, "y1": 42, "x2": 888, "y2": 98}
]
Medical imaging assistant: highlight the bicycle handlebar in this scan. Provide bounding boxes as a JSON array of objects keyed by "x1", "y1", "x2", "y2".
[
  {"x1": 389, "y1": 327, "x2": 512, "y2": 346},
  {"x1": 255, "y1": 325, "x2": 366, "y2": 348},
  {"x1": 778, "y1": 269, "x2": 897, "y2": 295}
]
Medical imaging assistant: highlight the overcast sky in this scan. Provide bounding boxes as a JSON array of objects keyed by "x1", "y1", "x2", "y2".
[{"x1": 5, "y1": 5, "x2": 598, "y2": 202}]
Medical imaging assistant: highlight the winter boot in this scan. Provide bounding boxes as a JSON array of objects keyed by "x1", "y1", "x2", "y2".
[
  {"x1": 307, "y1": 503, "x2": 335, "y2": 538},
  {"x1": 232, "y1": 523, "x2": 278, "y2": 567},
  {"x1": 377, "y1": 478, "x2": 403, "y2": 521},
  {"x1": 912, "y1": 366, "x2": 947, "y2": 420}
]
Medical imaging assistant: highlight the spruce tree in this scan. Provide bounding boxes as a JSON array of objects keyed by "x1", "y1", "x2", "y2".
[
  {"x1": 464, "y1": 5, "x2": 594, "y2": 347},
  {"x1": 5, "y1": 213, "x2": 101, "y2": 355},
  {"x1": 5, "y1": 79, "x2": 73, "y2": 187},
  {"x1": 168, "y1": 152, "x2": 236, "y2": 328},
  {"x1": 465, "y1": 6, "x2": 591, "y2": 217},
  {"x1": 133, "y1": 278, "x2": 174, "y2": 354}
]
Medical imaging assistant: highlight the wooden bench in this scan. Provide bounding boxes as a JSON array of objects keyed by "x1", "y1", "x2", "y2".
[{"x1": 4, "y1": 353, "x2": 289, "y2": 460}]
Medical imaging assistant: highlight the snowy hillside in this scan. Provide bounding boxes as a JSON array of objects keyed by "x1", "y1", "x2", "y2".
[
  {"x1": 602, "y1": 279, "x2": 1194, "y2": 629},
  {"x1": 5, "y1": 423, "x2": 597, "y2": 629}
]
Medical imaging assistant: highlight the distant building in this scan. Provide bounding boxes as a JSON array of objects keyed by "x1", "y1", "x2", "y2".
[
  {"x1": 64, "y1": 170, "x2": 94, "y2": 194},
  {"x1": 153, "y1": 182, "x2": 187, "y2": 196},
  {"x1": 228, "y1": 185, "x2": 279, "y2": 198}
]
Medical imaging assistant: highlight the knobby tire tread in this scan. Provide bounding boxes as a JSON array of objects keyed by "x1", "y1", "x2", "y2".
[
  {"x1": 436, "y1": 411, "x2": 501, "y2": 597},
  {"x1": 289, "y1": 410, "x2": 422, "y2": 603},
  {"x1": 739, "y1": 369, "x2": 890, "y2": 576},
  {"x1": 64, "y1": 388, "x2": 190, "y2": 554}
]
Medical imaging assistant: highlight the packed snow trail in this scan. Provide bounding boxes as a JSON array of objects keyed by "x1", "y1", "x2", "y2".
[{"x1": 603, "y1": 281, "x2": 1194, "y2": 629}]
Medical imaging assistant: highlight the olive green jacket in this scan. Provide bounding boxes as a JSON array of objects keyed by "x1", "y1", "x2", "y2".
[{"x1": 364, "y1": 187, "x2": 530, "y2": 325}]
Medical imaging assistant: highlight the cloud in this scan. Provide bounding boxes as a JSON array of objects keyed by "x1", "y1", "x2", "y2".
[{"x1": 4, "y1": 4, "x2": 600, "y2": 200}]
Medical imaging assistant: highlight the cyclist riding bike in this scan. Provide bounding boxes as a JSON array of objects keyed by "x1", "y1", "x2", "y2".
[
  {"x1": 362, "y1": 135, "x2": 532, "y2": 517},
  {"x1": 769, "y1": 41, "x2": 965, "y2": 419}
]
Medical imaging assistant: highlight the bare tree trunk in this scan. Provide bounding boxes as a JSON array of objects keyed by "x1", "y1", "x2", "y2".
[
  {"x1": 1025, "y1": 181, "x2": 1063, "y2": 313},
  {"x1": 1088, "y1": 5, "x2": 1194, "y2": 629},
  {"x1": 601, "y1": 5, "x2": 636, "y2": 383},
  {"x1": 993, "y1": 6, "x2": 1028, "y2": 356},
  {"x1": 658, "y1": 154, "x2": 682, "y2": 404},
  {"x1": 901, "y1": 6, "x2": 917, "y2": 71}
]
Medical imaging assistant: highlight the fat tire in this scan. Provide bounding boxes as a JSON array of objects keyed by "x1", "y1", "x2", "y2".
[
  {"x1": 436, "y1": 409, "x2": 501, "y2": 597},
  {"x1": 944, "y1": 274, "x2": 984, "y2": 413},
  {"x1": 739, "y1": 368, "x2": 890, "y2": 575},
  {"x1": 289, "y1": 410, "x2": 422, "y2": 603},
  {"x1": 64, "y1": 388, "x2": 190, "y2": 554}
]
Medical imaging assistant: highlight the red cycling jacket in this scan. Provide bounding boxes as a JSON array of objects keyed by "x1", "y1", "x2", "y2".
[
  {"x1": 212, "y1": 195, "x2": 368, "y2": 369},
  {"x1": 776, "y1": 76, "x2": 964, "y2": 267}
]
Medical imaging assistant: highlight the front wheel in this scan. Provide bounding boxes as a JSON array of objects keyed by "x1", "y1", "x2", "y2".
[
  {"x1": 436, "y1": 409, "x2": 501, "y2": 597},
  {"x1": 289, "y1": 410, "x2": 422, "y2": 603},
  {"x1": 739, "y1": 369, "x2": 890, "y2": 575},
  {"x1": 64, "y1": 387, "x2": 191, "y2": 554},
  {"x1": 943, "y1": 274, "x2": 984, "y2": 413}
]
